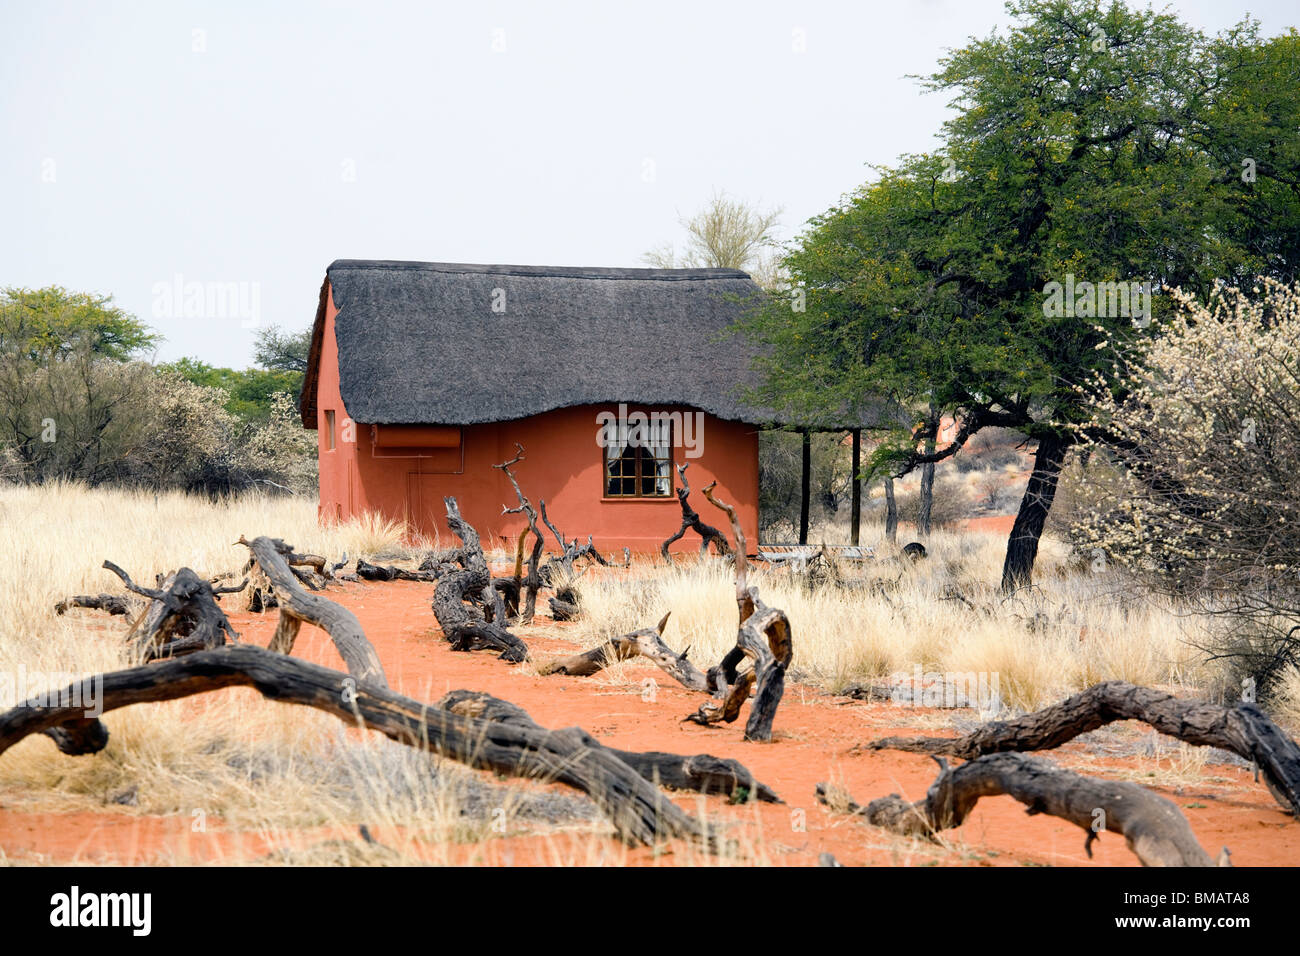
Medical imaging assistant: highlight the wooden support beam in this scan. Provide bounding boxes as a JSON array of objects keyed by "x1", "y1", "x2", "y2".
[
  {"x1": 799, "y1": 430, "x2": 811, "y2": 546},
  {"x1": 850, "y1": 429, "x2": 861, "y2": 547}
]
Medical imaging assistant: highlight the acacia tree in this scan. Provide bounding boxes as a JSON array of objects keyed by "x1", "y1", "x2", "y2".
[
  {"x1": 643, "y1": 191, "x2": 783, "y2": 285},
  {"x1": 0, "y1": 286, "x2": 158, "y2": 481},
  {"x1": 738, "y1": 0, "x2": 1300, "y2": 589}
]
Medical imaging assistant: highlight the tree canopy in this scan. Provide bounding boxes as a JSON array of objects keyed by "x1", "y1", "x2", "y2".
[{"x1": 737, "y1": 0, "x2": 1300, "y2": 588}]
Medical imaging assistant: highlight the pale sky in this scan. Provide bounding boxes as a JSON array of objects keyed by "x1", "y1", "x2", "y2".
[{"x1": 3, "y1": 0, "x2": 1294, "y2": 367}]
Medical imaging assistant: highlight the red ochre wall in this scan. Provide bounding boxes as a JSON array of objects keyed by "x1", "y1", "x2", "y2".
[{"x1": 313, "y1": 284, "x2": 760, "y2": 553}]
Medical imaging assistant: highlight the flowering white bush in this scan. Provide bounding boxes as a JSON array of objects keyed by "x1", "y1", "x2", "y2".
[{"x1": 1073, "y1": 280, "x2": 1300, "y2": 695}]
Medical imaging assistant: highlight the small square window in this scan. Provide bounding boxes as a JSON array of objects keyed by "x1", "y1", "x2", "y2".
[{"x1": 603, "y1": 414, "x2": 673, "y2": 498}]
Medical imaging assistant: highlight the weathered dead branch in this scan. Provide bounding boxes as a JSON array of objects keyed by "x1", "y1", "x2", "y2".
[
  {"x1": 54, "y1": 593, "x2": 138, "y2": 617},
  {"x1": 0, "y1": 645, "x2": 701, "y2": 847},
  {"x1": 540, "y1": 613, "x2": 708, "y2": 692},
  {"x1": 431, "y1": 497, "x2": 528, "y2": 662},
  {"x1": 571, "y1": 535, "x2": 630, "y2": 569},
  {"x1": 238, "y1": 536, "x2": 388, "y2": 687},
  {"x1": 438, "y1": 690, "x2": 780, "y2": 803},
  {"x1": 661, "y1": 464, "x2": 731, "y2": 562},
  {"x1": 868, "y1": 680, "x2": 1300, "y2": 816},
  {"x1": 495, "y1": 444, "x2": 544, "y2": 623},
  {"x1": 101, "y1": 561, "x2": 244, "y2": 661},
  {"x1": 816, "y1": 752, "x2": 1230, "y2": 867},
  {"x1": 685, "y1": 483, "x2": 792, "y2": 742},
  {"x1": 355, "y1": 559, "x2": 439, "y2": 583}
]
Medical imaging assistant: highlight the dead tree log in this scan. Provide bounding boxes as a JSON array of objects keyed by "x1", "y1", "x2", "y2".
[
  {"x1": 101, "y1": 561, "x2": 244, "y2": 661},
  {"x1": 661, "y1": 464, "x2": 731, "y2": 563},
  {"x1": 495, "y1": 444, "x2": 545, "y2": 623},
  {"x1": 239, "y1": 536, "x2": 388, "y2": 687},
  {"x1": 438, "y1": 690, "x2": 781, "y2": 803},
  {"x1": 432, "y1": 497, "x2": 529, "y2": 662},
  {"x1": 55, "y1": 594, "x2": 138, "y2": 617},
  {"x1": 355, "y1": 559, "x2": 439, "y2": 583},
  {"x1": 571, "y1": 535, "x2": 630, "y2": 569},
  {"x1": 548, "y1": 592, "x2": 581, "y2": 621},
  {"x1": 540, "y1": 613, "x2": 708, "y2": 692},
  {"x1": 868, "y1": 680, "x2": 1300, "y2": 816},
  {"x1": 816, "y1": 753, "x2": 1230, "y2": 867},
  {"x1": 685, "y1": 484, "x2": 792, "y2": 742},
  {"x1": 0, "y1": 645, "x2": 700, "y2": 847},
  {"x1": 239, "y1": 550, "x2": 347, "y2": 608},
  {"x1": 418, "y1": 547, "x2": 465, "y2": 572}
]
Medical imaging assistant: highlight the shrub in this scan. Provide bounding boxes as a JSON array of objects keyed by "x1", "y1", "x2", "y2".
[{"x1": 1074, "y1": 279, "x2": 1300, "y2": 699}]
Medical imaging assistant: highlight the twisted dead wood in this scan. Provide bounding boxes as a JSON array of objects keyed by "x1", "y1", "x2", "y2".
[
  {"x1": 0, "y1": 645, "x2": 700, "y2": 847},
  {"x1": 573, "y1": 537, "x2": 631, "y2": 569},
  {"x1": 432, "y1": 497, "x2": 528, "y2": 662},
  {"x1": 816, "y1": 752, "x2": 1230, "y2": 867},
  {"x1": 496, "y1": 444, "x2": 545, "y2": 623},
  {"x1": 540, "y1": 612, "x2": 708, "y2": 692},
  {"x1": 868, "y1": 680, "x2": 1300, "y2": 815},
  {"x1": 355, "y1": 559, "x2": 439, "y2": 582},
  {"x1": 55, "y1": 593, "x2": 138, "y2": 617},
  {"x1": 239, "y1": 536, "x2": 388, "y2": 687},
  {"x1": 661, "y1": 464, "x2": 732, "y2": 563},
  {"x1": 438, "y1": 690, "x2": 781, "y2": 803},
  {"x1": 101, "y1": 561, "x2": 244, "y2": 661},
  {"x1": 685, "y1": 483, "x2": 792, "y2": 742},
  {"x1": 540, "y1": 500, "x2": 630, "y2": 574},
  {"x1": 490, "y1": 529, "x2": 530, "y2": 618}
]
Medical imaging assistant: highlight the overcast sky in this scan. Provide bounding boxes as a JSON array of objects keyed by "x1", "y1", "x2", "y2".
[{"x1": 3, "y1": 0, "x2": 1294, "y2": 367}]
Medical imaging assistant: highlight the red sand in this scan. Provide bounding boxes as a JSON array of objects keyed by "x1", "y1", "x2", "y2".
[{"x1": 1, "y1": 579, "x2": 1295, "y2": 866}]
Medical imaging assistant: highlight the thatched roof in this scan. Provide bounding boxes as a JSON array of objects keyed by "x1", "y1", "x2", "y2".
[{"x1": 301, "y1": 259, "x2": 877, "y2": 429}]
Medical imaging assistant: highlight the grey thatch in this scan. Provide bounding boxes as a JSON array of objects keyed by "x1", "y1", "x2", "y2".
[{"x1": 301, "y1": 259, "x2": 883, "y2": 429}]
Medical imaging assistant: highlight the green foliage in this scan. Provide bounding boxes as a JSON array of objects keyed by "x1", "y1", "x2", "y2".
[
  {"x1": 739, "y1": 0, "x2": 1300, "y2": 479},
  {"x1": 253, "y1": 324, "x2": 311, "y2": 374},
  {"x1": 0, "y1": 288, "x2": 314, "y2": 493},
  {"x1": 158, "y1": 358, "x2": 303, "y2": 421},
  {"x1": 0, "y1": 286, "x2": 157, "y2": 362}
]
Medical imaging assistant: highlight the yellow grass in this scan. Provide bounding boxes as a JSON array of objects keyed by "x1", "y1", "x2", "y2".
[
  {"x1": 569, "y1": 531, "x2": 1219, "y2": 714},
  {"x1": 0, "y1": 481, "x2": 1291, "y2": 865}
]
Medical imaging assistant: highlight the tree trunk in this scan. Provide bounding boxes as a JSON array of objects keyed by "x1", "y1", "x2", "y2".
[
  {"x1": 884, "y1": 478, "x2": 898, "y2": 544},
  {"x1": 850, "y1": 429, "x2": 861, "y2": 547},
  {"x1": 1000, "y1": 434, "x2": 1069, "y2": 591},
  {"x1": 798, "y1": 430, "x2": 811, "y2": 545},
  {"x1": 918, "y1": 404, "x2": 937, "y2": 538},
  {"x1": 918, "y1": 462, "x2": 934, "y2": 537}
]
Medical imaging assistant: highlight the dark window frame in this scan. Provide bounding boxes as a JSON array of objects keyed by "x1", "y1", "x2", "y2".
[{"x1": 602, "y1": 418, "x2": 674, "y2": 499}]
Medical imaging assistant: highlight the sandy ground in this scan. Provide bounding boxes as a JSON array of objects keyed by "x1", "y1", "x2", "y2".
[{"x1": 1, "y1": 578, "x2": 1296, "y2": 866}]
